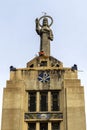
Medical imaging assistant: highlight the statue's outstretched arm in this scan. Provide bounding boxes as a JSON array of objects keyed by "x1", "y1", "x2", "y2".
[{"x1": 35, "y1": 18, "x2": 40, "y2": 35}]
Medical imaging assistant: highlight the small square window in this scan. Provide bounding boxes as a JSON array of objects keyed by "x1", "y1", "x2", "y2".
[{"x1": 40, "y1": 61, "x2": 47, "y2": 66}]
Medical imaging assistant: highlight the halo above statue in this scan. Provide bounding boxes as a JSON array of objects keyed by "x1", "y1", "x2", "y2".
[{"x1": 38, "y1": 15, "x2": 53, "y2": 27}]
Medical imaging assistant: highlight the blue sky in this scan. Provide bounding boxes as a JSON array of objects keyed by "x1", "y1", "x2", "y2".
[{"x1": 0, "y1": 0, "x2": 87, "y2": 128}]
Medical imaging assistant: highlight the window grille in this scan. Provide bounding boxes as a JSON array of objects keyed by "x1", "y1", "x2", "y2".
[
  {"x1": 28, "y1": 92, "x2": 36, "y2": 112},
  {"x1": 40, "y1": 92, "x2": 48, "y2": 111},
  {"x1": 51, "y1": 91, "x2": 59, "y2": 111},
  {"x1": 52, "y1": 122, "x2": 60, "y2": 130}
]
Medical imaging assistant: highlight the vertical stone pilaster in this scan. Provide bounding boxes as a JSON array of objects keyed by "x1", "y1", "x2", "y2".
[
  {"x1": 36, "y1": 122, "x2": 40, "y2": 130},
  {"x1": 25, "y1": 92, "x2": 28, "y2": 111},
  {"x1": 48, "y1": 122, "x2": 52, "y2": 130},
  {"x1": 36, "y1": 92, "x2": 40, "y2": 112},
  {"x1": 48, "y1": 91, "x2": 51, "y2": 111},
  {"x1": 60, "y1": 121, "x2": 64, "y2": 130}
]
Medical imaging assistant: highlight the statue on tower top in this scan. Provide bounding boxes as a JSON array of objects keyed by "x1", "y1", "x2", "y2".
[{"x1": 35, "y1": 15, "x2": 54, "y2": 56}]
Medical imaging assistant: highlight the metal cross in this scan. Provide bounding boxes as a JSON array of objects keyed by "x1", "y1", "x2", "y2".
[{"x1": 42, "y1": 12, "x2": 47, "y2": 16}]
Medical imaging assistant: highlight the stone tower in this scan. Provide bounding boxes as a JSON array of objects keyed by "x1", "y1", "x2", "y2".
[{"x1": 1, "y1": 15, "x2": 86, "y2": 130}]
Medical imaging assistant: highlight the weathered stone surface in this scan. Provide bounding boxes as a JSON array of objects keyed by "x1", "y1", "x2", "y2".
[{"x1": 65, "y1": 87, "x2": 86, "y2": 130}]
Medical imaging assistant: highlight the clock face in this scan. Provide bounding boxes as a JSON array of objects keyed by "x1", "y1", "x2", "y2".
[{"x1": 38, "y1": 71, "x2": 50, "y2": 83}]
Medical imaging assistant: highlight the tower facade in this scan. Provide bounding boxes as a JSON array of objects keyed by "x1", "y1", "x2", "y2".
[{"x1": 1, "y1": 15, "x2": 86, "y2": 130}]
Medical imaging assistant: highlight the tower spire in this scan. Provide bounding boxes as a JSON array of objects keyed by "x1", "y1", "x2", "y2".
[{"x1": 35, "y1": 15, "x2": 53, "y2": 56}]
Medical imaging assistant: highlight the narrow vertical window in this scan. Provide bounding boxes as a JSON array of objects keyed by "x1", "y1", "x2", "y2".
[
  {"x1": 51, "y1": 91, "x2": 59, "y2": 111},
  {"x1": 40, "y1": 123, "x2": 48, "y2": 130},
  {"x1": 52, "y1": 122, "x2": 60, "y2": 130},
  {"x1": 28, "y1": 123, "x2": 36, "y2": 130},
  {"x1": 40, "y1": 92, "x2": 48, "y2": 111},
  {"x1": 28, "y1": 92, "x2": 36, "y2": 112}
]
